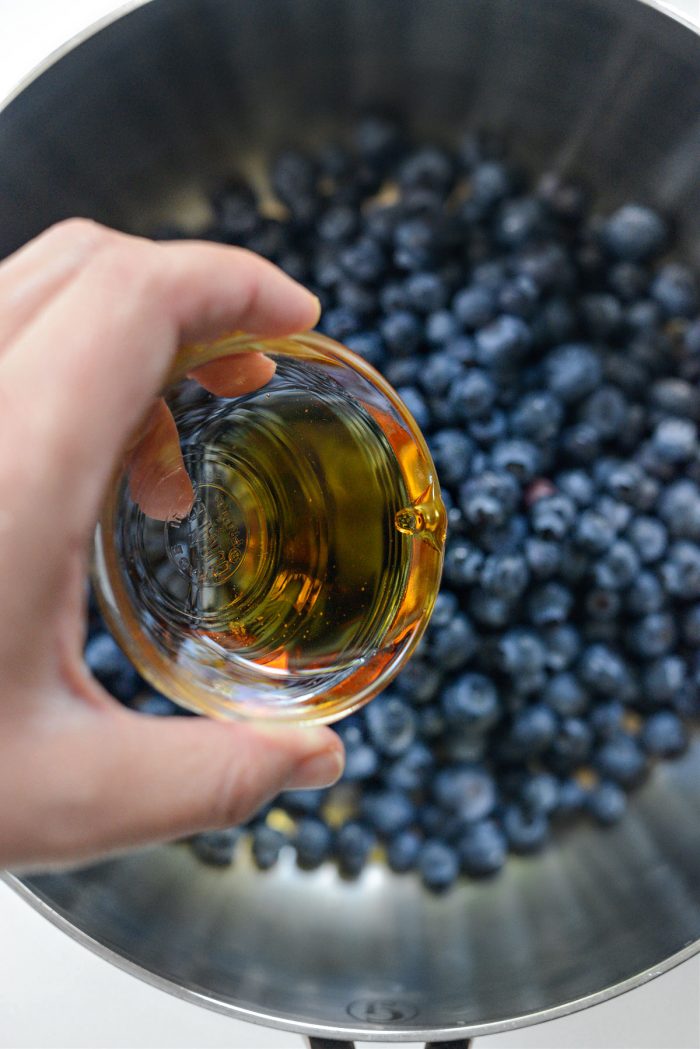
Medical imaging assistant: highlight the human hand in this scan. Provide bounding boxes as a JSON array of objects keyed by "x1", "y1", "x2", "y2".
[{"x1": 0, "y1": 219, "x2": 344, "y2": 871}]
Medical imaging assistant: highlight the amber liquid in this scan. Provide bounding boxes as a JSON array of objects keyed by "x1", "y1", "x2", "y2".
[{"x1": 116, "y1": 360, "x2": 443, "y2": 688}]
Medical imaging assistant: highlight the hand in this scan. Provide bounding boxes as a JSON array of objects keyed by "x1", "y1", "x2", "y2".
[{"x1": 0, "y1": 218, "x2": 344, "y2": 871}]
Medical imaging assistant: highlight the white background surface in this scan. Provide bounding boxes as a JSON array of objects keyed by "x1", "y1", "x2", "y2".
[{"x1": 1, "y1": 1, "x2": 700, "y2": 1046}]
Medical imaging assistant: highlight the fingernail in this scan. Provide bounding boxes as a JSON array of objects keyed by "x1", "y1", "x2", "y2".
[
  {"x1": 288, "y1": 746, "x2": 345, "y2": 789},
  {"x1": 308, "y1": 294, "x2": 322, "y2": 327}
]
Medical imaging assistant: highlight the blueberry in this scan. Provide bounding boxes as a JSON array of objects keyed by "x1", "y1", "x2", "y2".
[
  {"x1": 271, "y1": 149, "x2": 317, "y2": 205},
  {"x1": 137, "y1": 694, "x2": 180, "y2": 717},
  {"x1": 503, "y1": 704, "x2": 558, "y2": 758},
  {"x1": 588, "y1": 782, "x2": 627, "y2": 825},
  {"x1": 562, "y1": 423, "x2": 601, "y2": 464},
  {"x1": 460, "y1": 470, "x2": 520, "y2": 526},
  {"x1": 556, "y1": 469, "x2": 595, "y2": 507},
  {"x1": 596, "y1": 495, "x2": 633, "y2": 535},
  {"x1": 589, "y1": 699, "x2": 625, "y2": 738},
  {"x1": 317, "y1": 204, "x2": 358, "y2": 242},
  {"x1": 361, "y1": 790, "x2": 415, "y2": 837},
  {"x1": 496, "y1": 628, "x2": 547, "y2": 676},
  {"x1": 642, "y1": 655, "x2": 686, "y2": 706},
  {"x1": 491, "y1": 438, "x2": 540, "y2": 481},
  {"x1": 384, "y1": 357, "x2": 423, "y2": 387},
  {"x1": 295, "y1": 818, "x2": 333, "y2": 869},
  {"x1": 433, "y1": 764, "x2": 497, "y2": 821},
  {"x1": 393, "y1": 217, "x2": 437, "y2": 270},
  {"x1": 337, "y1": 280, "x2": 376, "y2": 316},
  {"x1": 601, "y1": 204, "x2": 667, "y2": 261},
  {"x1": 575, "y1": 510, "x2": 616, "y2": 553},
  {"x1": 545, "y1": 344, "x2": 603, "y2": 403},
  {"x1": 512, "y1": 392, "x2": 563, "y2": 444},
  {"x1": 528, "y1": 582, "x2": 573, "y2": 626},
  {"x1": 345, "y1": 332, "x2": 386, "y2": 369},
  {"x1": 399, "y1": 146, "x2": 455, "y2": 193},
  {"x1": 625, "y1": 571, "x2": 665, "y2": 616},
  {"x1": 417, "y1": 704, "x2": 447, "y2": 741},
  {"x1": 442, "y1": 673, "x2": 501, "y2": 732},
  {"x1": 379, "y1": 279, "x2": 407, "y2": 312},
  {"x1": 594, "y1": 540, "x2": 640, "y2": 590},
  {"x1": 481, "y1": 552, "x2": 529, "y2": 600},
  {"x1": 547, "y1": 717, "x2": 594, "y2": 771},
  {"x1": 502, "y1": 806, "x2": 549, "y2": 854},
  {"x1": 189, "y1": 828, "x2": 241, "y2": 867},
  {"x1": 425, "y1": 309, "x2": 460, "y2": 345},
  {"x1": 387, "y1": 829, "x2": 422, "y2": 873},
  {"x1": 580, "y1": 293, "x2": 623, "y2": 340},
  {"x1": 471, "y1": 161, "x2": 513, "y2": 206},
  {"x1": 279, "y1": 789, "x2": 326, "y2": 814},
  {"x1": 457, "y1": 819, "x2": 507, "y2": 876},
  {"x1": 594, "y1": 733, "x2": 647, "y2": 787},
  {"x1": 444, "y1": 335, "x2": 477, "y2": 364},
  {"x1": 650, "y1": 378, "x2": 699, "y2": 419},
  {"x1": 627, "y1": 516, "x2": 668, "y2": 564},
  {"x1": 520, "y1": 772, "x2": 560, "y2": 815},
  {"x1": 683, "y1": 604, "x2": 700, "y2": 646},
  {"x1": 419, "y1": 840, "x2": 460, "y2": 891},
  {"x1": 321, "y1": 306, "x2": 361, "y2": 340},
  {"x1": 336, "y1": 822, "x2": 375, "y2": 877},
  {"x1": 429, "y1": 429, "x2": 473, "y2": 486},
  {"x1": 353, "y1": 113, "x2": 404, "y2": 164},
  {"x1": 340, "y1": 237, "x2": 386, "y2": 284},
  {"x1": 475, "y1": 315, "x2": 532, "y2": 369},
  {"x1": 469, "y1": 409, "x2": 508, "y2": 447},
  {"x1": 468, "y1": 591, "x2": 514, "y2": 628},
  {"x1": 579, "y1": 644, "x2": 630, "y2": 694},
  {"x1": 429, "y1": 612, "x2": 477, "y2": 671},
  {"x1": 585, "y1": 588, "x2": 622, "y2": 622},
  {"x1": 453, "y1": 285, "x2": 497, "y2": 329},
  {"x1": 494, "y1": 197, "x2": 548, "y2": 248},
  {"x1": 419, "y1": 354, "x2": 464, "y2": 398},
  {"x1": 660, "y1": 541, "x2": 700, "y2": 599},
  {"x1": 640, "y1": 711, "x2": 689, "y2": 757},
  {"x1": 557, "y1": 778, "x2": 587, "y2": 814},
  {"x1": 384, "y1": 742, "x2": 435, "y2": 792},
  {"x1": 626, "y1": 612, "x2": 676, "y2": 658},
  {"x1": 525, "y1": 537, "x2": 562, "y2": 578},
  {"x1": 84, "y1": 633, "x2": 140, "y2": 703},
  {"x1": 380, "y1": 309, "x2": 423, "y2": 355},
  {"x1": 580, "y1": 385, "x2": 628, "y2": 440},
  {"x1": 252, "y1": 825, "x2": 287, "y2": 870},
  {"x1": 443, "y1": 539, "x2": 484, "y2": 588},
  {"x1": 652, "y1": 418, "x2": 698, "y2": 463},
  {"x1": 404, "y1": 271, "x2": 448, "y2": 313},
  {"x1": 365, "y1": 695, "x2": 416, "y2": 757},
  {"x1": 497, "y1": 274, "x2": 539, "y2": 318},
  {"x1": 395, "y1": 659, "x2": 442, "y2": 705},
  {"x1": 396, "y1": 386, "x2": 430, "y2": 431},
  {"x1": 658, "y1": 480, "x2": 700, "y2": 540},
  {"x1": 543, "y1": 673, "x2": 589, "y2": 716},
  {"x1": 651, "y1": 263, "x2": 698, "y2": 318},
  {"x1": 342, "y1": 743, "x2": 380, "y2": 782}
]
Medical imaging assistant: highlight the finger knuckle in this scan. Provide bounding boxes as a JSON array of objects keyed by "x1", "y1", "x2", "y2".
[{"x1": 44, "y1": 217, "x2": 113, "y2": 253}]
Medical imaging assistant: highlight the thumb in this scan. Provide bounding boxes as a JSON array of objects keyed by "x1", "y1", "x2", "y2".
[{"x1": 19, "y1": 709, "x2": 344, "y2": 867}]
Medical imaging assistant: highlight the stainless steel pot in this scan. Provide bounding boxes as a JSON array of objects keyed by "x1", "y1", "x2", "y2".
[{"x1": 3, "y1": 1, "x2": 700, "y2": 1044}]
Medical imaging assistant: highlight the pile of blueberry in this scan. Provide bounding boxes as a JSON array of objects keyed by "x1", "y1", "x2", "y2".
[{"x1": 86, "y1": 116, "x2": 700, "y2": 892}]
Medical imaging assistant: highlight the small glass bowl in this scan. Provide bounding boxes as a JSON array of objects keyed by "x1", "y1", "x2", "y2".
[{"x1": 93, "y1": 332, "x2": 446, "y2": 724}]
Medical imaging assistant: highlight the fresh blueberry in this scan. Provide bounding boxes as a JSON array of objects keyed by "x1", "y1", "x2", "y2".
[
  {"x1": 396, "y1": 386, "x2": 430, "y2": 431},
  {"x1": 543, "y1": 673, "x2": 589, "y2": 716},
  {"x1": 650, "y1": 378, "x2": 699, "y2": 419},
  {"x1": 589, "y1": 699, "x2": 625, "y2": 738},
  {"x1": 384, "y1": 742, "x2": 435, "y2": 792},
  {"x1": 404, "y1": 271, "x2": 448, "y2": 312},
  {"x1": 453, "y1": 285, "x2": 497, "y2": 329},
  {"x1": 365, "y1": 695, "x2": 416, "y2": 757},
  {"x1": 627, "y1": 516, "x2": 668, "y2": 564},
  {"x1": 384, "y1": 357, "x2": 423, "y2": 387},
  {"x1": 320, "y1": 306, "x2": 361, "y2": 340},
  {"x1": 580, "y1": 293, "x2": 623, "y2": 340},
  {"x1": 497, "y1": 274, "x2": 539, "y2": 318},
  {"x1": 652, "y1": 418, "x2": 698, "y2": 463},
  {"x1": 502, "y1": 805, "x2": 549, "y2": 854},
  {"x1": 660, "y1": 542, "x2": 700, "y2": 599},
  {"x1": 429, "y1": 429, "x2": 473, "y2": 486},
  {"x1": 380, "y1": 309, "x2": 423, "y2": 355},
  {"x1": 594, "y1": 733, "x2": 647, "y2": 787},
  {"x1": 470, "y1": 161, "x2": 513, "y2": 206},
  {"x1": 502, "y1": 704, "x2": 558, "y2": 758},
  {"x1": 342, "y1": 744, "x2": 380, "y2": 782},
  {"x1": 626, "y1": 612, "x2": 676, "y2": 658},
  {"x1": 336, "y1": 822, "x2": 375, "y2": 877},
  {"x1": 189, "y1": 828, "x2": 241, "y2": 867},
  {"x1": 442, "y1": 673, "x2": 501, "y2": 732},
  {"x1": 547, "y1": 717, "x2": 594, "y2": 771},
  {"x1": 520, "y1": 772, "x2": 560, "y2": 815},
  {"x1": 417, "y1": 704, "x2": 447, "y2": 741},
  {"x1": 593, "y1": 540, "x2": 640, "y2": 590},
  {"x1": 252, "y1": 825, "x2": 287, "y2": 870},
  {"x1": 419, "y1": 840, "x2": 460, "y2": 891},
  {"x1": 399, "y1": 146, "x2": 455, "y2": 193},
  {"x1": 578, "y1": 644, "x2": 631, "y2": 694},
  {"x1": 625, "y1": 572, "x2": 665, "y2": 616},
  {"x1": 640, "y1": 711, "x2": 689, "y2": 757},
  {"x1": 361, "y1": 790, "x2": 415, "y2": 837},
  {"x1": 395, "y1": 659, "x2": 443, "y2": 705},
  {"x1": 642, "y1": 655, "x2": 686, "y2": 706},
  {"x1": 420, "y1": 354, "x2": 465, "y2": 397},
  {"x1": 481, "y1": 552, "x2": 529, "y2": 600},
  {"x1": 580, "y1": 385, "x2": 627, "y2": 440},
  {"x1": 491, "y1": 438, "x2": 540, "y2": 481},
  {"x1": 601, "y1": 204, "x2": 667, "y2": 261},
  {"x1": 528, "y1": 582, "x2": 573, "y2": 626},
  {"x1": 512, "y1": 392, "x2": 563, "y2": 444},
  {"x1": 317, "y1": 204, "x2": 358, "y2": 242},
  {"x1": 279, "y1": 789, "x2": 326, "y2": 815},
  {"x1": 562, "y1": 423, "x2": 601, "y2": 464},
  {"x1": 433, "y1": 764, "x2": 497, "y2": 821},
  {"x1": 345, "y1": 331, "x2": 386, "y2": 369},
  {"x1": 84, "y1": 633, "x2": 140, "y2": 703},
  {"x1": 496, "y1": 628, "x2": 547, "y2": 676},
  {"x1": 457, "y1": 819, "x2": 507, "y2": 876},
  {"x1": 295, "y1": 818, "x2": 333, "y2": 869},
  {"x1": 651, "y1": 263, "x2": 698, "y2": 318},
  {"x1": 429, "y1": 612, "x2": 477, "y2": 671},
  {"x1": 683, "y1": 604, "x2": 700, "y2": 647},
  {"x1": 468, "y1": 591, "x2": 514, "y2": 628},
  {"x1": 658, "y1": 480, "x2": 700, "y2": 540},
  {"x1": 443, "y1": 540, "x2": 484, "y2": 588},
  {"x1": 608, "y1": 261, "x2": 648, "y2": 301},
  {"x1": 556, "y1": 469, "x2": 595, "y2": 507},
  {"x1": 393, "y1": 216, "x2": 438, "y2": 270},
  {"x1": 353, "y1": 113, "x2": 404, "y2": 164},
  {"x1": 387, "y1": 829, "x2": 422, "y2": 873},
  {"x1": 588, "y1": 782, "x2": 627, "y2": 826},
  {"x1": 469, "y1": 409, "x2": 508, "y2": 446},
  {"x1": 336, "y1": 281, "x2": 377, "y2": 316},
  {"x1": 445, "y1": 335, "x2": 477, "y2": 365},
  {"x1": 585, "y1": 588, "x2": 622, "y2": 622},
  {"x1": 525, "y1": 537, "x2": 562, "y2": 578},
  {"x1": 557, "y1": 778, "x2": 587, "y2": 814},
  {"x1": 545, "y1": 343, "x2": 603, "y2": 403},
  {"x1": 575, "y1": 510, "x2": 616, "y2": 553},
  {"x1": 475, "y1": 315, "x2": 532, "y2": 369}
]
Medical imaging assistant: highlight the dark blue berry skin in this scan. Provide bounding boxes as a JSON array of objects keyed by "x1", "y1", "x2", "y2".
[
  {"x1": 443, "y1": 540, "x2": 484, "y2": 588},
  {"x1": 594, "y1": 733, "x2": 647, "y2": 787},
  {"x1": 417, "y1": 704, "x2": 447, "y2": 741},
  {"x1": 475, "y1": 315, "x2": 532, "y2": 369},
  {"x1": 627, "y1": 516, "x2": 668, "y2": 564},
  {"x1": 295, "y1": 818, "x2": 333, "y2": 868},
  {"x1": 453, "y1": 285, "x2": 497, "y2": 329},
  {"x1": 384, "y1": 742, "x2": 435, "y2": 792},
  {"x1": 579, "y1": 644, "x2": 631, "y2": 695},
  {"x1": 471, "y1": 161, "x2": 513, "y2": 206},
  {"x1": 651, "y1": 263, "x2": 699, "y2": 318},
  {"x1": 661, "y1": 541, "x2": 700, "y2": 599},
  {"x1": 502, "y1": 806, "x2": 549, "y2": 854},
  {"x1": 361, "y1": 790, "x2": 415, "y2": 837},
  {"x1": 426, "y1": 309, "x2": 461, "y2": 345},
  {"x1": 547, "y1": 717, "x2": 594, "y2": 772},
  {"x1": 543, "y1": 673, "x2": 589, "y2": 717},
  {"x1": 658, "y1": 481, "x2": 700, "y2": 540},
  {"x1": 543, "y1": 624, "x2": 582, "y2": 670},
  {"x1": 380, "y1": 309, "x2": 423, "y2": 355},
  {"x1": 317, "y1": 203, "x2": 358, "y2": 243},
  {"x1": 512, "y1": 392, "x2": 563, "y2": 444},
  {"x1": 642, "y1": 656, "x2": 686, "y2": 706},
  {"x1": 496, "y1": 628, "x2": 547, "y2": 677},
  {"x1": 626, "y1": 612, "x2": 677, "y2": 659},
  {"x1": 396, "y1": 386, "x2": 430, "y2": 431},
  {"x1": 279, "y1": 789, "x2": 325, "y2": 815},
  {"x1": 640, "y1": 711, "x2": 689, "y2": 757},
  {"x1": 344, "y1": 331, "x2": 386, "y2": 369},
  {"x1": 556, "y1": 469, "x2": 595, "y2": 506},
  {"x1": 502, "y1": 705, "x2": 558, "y2": 759},
  {"x1": 683, "y1": 604, "x2": 700, "y2": 647},
  {"x1": 457, "y1": 820, "x2": 507, "y2": 876},
  {"x1": 588, "y1": 782, "x2": 627, "y2": 826},
  {"x1": 528, "y1": 582, "x2": 573, "y2": 626},
  {"x1": 419, "y1": 840, "x2": 460, "y2": 891},
  {"x1": 498, "y1": 274, "x2": 539, "y2": 318},
  {"x1": 589, "y1": 700, "x2": 625, "y2": 738},
  {"x1": 252, "y1": 826, "x2": 287, "y2": 870},
  {"x1": 469, "y1": 591, "x2": 514, "y2": 628},
  {"x1": 575, "y1": 511, "x2": 616, "y2": 552},
  {"x1": 136, "y1": 694, "x2": 180, "y2": 717},
  {"x1": 321, "y1": 306, "x2": 361, "y2": 340},
  {"x1": 580, "y1": 385, "x2": 627, "y2": 440},
  {"x1": 429, "y1": 429, "x2": 473, "y2": 485},
  {"x1": 557, "y1": 778, "x2": 587, "y2": 815},
  {"x1": 420, "y1": 353, "x2": 464, "y2": 396},
  {"x1": 429, "y1": 612, "x2": 477, "y2": 671},
  {"x1": 342, "y1": 744, "x2": 380, "y2": 782},
  {"x1": 481, "y1": 553, "x2": 529, "y2": 600},
  {"x1": 492, "y1": 439, "x2": 541, "y2": 481},
  {"x1": 387, "y1": 829, "x2": 422, "y2": 873},
  {"x1": 545, "y1": 343, "x2": 603, "y2": 403},
  {"x1": 580, "y1": 294, "x2": 623, "y2": 340},
  {"x1": 365, "y1": 695, "x2": 416, "y2": 757},
  {"x1": 404, "y1": 271, "x2": 448, "y2": 312},
  {"x1": 448, "y1": 369, "x2": 497, "y2": 420},
  {"x1": 525, "y1": 538, "x2": 562, "y2": 578},
  {"x1": 652, "y1": 418, "x2": 698, "y2": 463},
  {"x1": 469, "y1": 409, "x2": 508, "y2": 447},
  {"x1": 601, "y1": 204, "x2": 667, "y2": 262},
  {"x1": 395, "y1": 659, "x2": 443, "y2": 705},
  {"x1": 84, "y1": 633, "x2": 140, "y2": 703},
  {"x1": 625, "y1": 572, "x2": 665, "y2": 616},
  {"x1": 384, "y1": 357, "x2": 423, "y2": 388},
  {"x1": 442, "y1": 673, "x2": 501, "y2": 732},
  {"x1": 336, "y1": 822, "x2": 376, "y2": 877},
  {"x1": 585, "y1": 588, "x2": 622, "y2": 623},
  {"x1": 594, "y1": 540, "x2": 640, "y2": 590},
  {"x1": 433, "y1": 764, "x2": 497, "y2": 821},
  {"x1": 190, "y1": 828, "x2": 241, "y2": 867}
]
